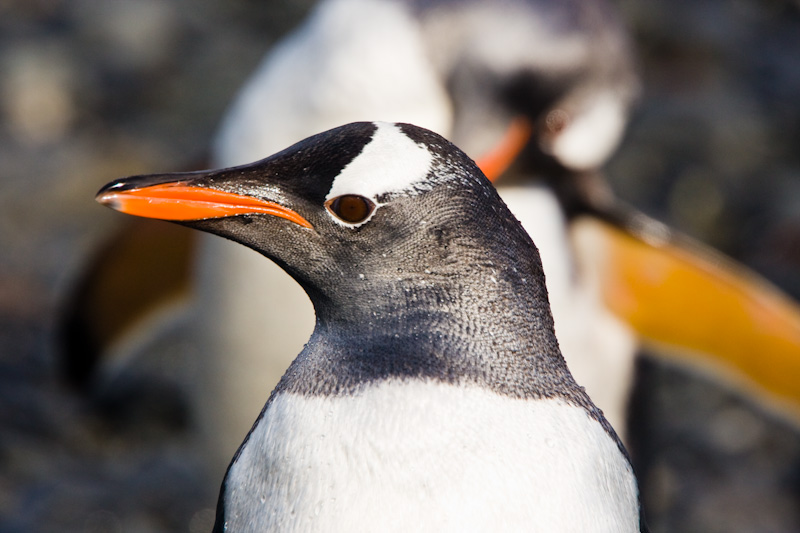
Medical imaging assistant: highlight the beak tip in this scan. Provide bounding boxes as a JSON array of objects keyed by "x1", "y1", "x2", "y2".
[
  {"x1": 95, "y1": 192, "x2": 123, "y2": 214},
  {"x1": 96, "y1": 179, "x2": 133, "y2": 211}
]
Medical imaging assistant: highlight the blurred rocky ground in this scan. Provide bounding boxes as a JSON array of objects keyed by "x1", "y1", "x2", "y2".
[{"x1": 0, "y1": 0, "x2": 798, "y2": 532}]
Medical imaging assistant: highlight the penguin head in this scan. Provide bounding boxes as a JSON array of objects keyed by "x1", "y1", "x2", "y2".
[{"x1": 97, "y1": 122, "x2": 548, "y2": 321}]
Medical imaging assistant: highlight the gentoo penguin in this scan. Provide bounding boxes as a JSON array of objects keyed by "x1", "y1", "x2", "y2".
[
  {"x1": 64, "y1": 0, "x2": 800, "y2": 472},
  {"x1": 193, "y1": 0, "x2": 641, "y2": 464},
  {"x1": 97, "y1": 121, "x2": 646, "y2": 532},
  {"x1": 63, "y1": 0, "x2": 644, "y2": 469}
]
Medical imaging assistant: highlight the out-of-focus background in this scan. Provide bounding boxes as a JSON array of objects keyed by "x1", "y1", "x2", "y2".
[{"x1": 0, "y1": 0, "x2": 798, "y2": 531}]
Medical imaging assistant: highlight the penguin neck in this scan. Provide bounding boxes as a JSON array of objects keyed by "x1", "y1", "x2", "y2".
[
  {"x1": 313, "y1": 258, "x2": 555, "y2": 353},
  {"x1": 277, "y1": 232, "x2": 582, "y2": 402}
]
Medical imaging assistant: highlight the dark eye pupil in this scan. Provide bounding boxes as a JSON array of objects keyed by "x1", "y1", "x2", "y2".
[{"x1": 329, "y1": 195, "x2": 374, "y2": 223}]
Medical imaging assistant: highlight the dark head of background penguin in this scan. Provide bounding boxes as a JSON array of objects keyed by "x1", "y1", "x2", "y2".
[{"x1": 97, "y1": 122, "x2": 646, "y2": 531}]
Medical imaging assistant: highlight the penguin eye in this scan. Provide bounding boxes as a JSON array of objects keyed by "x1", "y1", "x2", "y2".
[{"x1": 325, "y1": 195, "x2": 375, "y2": 224}]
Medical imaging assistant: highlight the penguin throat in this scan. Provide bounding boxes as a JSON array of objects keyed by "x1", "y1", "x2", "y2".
[{"x1": 272, "y1": 268, "x2": 579, "y2": 403}]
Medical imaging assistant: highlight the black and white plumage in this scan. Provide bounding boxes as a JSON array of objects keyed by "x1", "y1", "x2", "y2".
[{"x1": 98, "y1": 122, "x2": 645, "y2": 532}]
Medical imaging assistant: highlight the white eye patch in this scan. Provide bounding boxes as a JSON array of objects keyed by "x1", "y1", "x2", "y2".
[{"x1": 325, "y1": 122, "x2": 434, "y2": 207}]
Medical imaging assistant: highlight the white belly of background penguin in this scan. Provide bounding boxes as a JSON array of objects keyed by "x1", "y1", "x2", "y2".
[{"x1": 97, "y1": 121, "x2": 645, "y2": 531}]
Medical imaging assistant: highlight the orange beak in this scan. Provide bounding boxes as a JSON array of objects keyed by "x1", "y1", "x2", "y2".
[
  {"x1": 96, "y1": 181, "x2": 313, "y2": 229},
  {"x1": 475, "y1": 117, "x2": 533, "y2": 183}
]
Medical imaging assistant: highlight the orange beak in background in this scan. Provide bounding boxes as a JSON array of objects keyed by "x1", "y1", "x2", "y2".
[{"x1": 475, "y1": 117, "x2": 533, "y2": 183}]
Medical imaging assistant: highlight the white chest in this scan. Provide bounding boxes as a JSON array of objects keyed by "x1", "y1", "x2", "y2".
[{"x1": 222, "y1": 381, "x2": 639, "y2": 532}]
